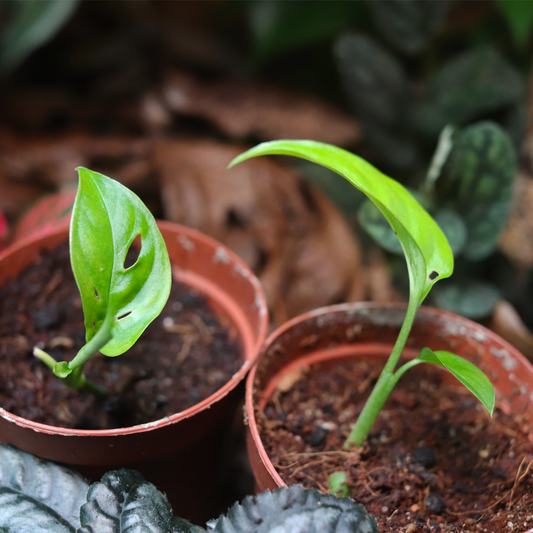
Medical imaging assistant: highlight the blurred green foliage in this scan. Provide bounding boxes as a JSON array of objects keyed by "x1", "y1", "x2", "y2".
[{"x1": 0, "y1": 0, "x2": 80, "y2": 74}]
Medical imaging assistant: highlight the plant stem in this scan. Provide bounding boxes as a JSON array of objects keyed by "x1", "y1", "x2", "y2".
[
  {"x1": 33, "y1": 347, "x2": 108, "y2": 397},
  {"x1": 344, "y1": 300, "x2": 419, "y2": 448},
  {"x1": 68, "y1": 312, "x2": 114, "y2": 370}
]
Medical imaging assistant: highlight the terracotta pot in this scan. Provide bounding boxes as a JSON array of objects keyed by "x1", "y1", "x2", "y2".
[
  {"x1": 245, "y1": 302, "x2": 533, "y2": 530},
  {"x1": 0, "y1": 221, "x2": 268, "y2": 524}
]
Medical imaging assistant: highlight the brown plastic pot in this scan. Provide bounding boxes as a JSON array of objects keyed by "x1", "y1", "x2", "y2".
[
  {"x1": 0, "y1": 221, "x2": 268, "y2": 524},
  {"x1": 245, "y1": 302, "x2": 533, "y2": 531}
]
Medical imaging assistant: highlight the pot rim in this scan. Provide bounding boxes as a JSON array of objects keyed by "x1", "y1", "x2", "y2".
[
  {"x1": 0, "y1": 221, "x2": 268, "y2": 437},
  {"x1": 245, "y1": 300, "x2": 533, "y2": 490}
]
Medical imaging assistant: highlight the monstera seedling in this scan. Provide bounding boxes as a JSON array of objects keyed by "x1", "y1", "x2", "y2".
[
  {"x1": 33, "y1": 168, "x2": 171, "y2": 395},
  {"x1": 230, "y1": 140, "x2": 495, "y2": 447},
  {"x1": 0, "y1": 443, "x2": 379, "y2": 533}
]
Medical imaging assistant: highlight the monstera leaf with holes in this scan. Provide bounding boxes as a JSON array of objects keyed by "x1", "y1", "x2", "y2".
[
  {"x1": 207, "y1": 485, "x2": 379, "y2": 533},
  {"x1": 36, "y1": 167, "x2": 172, "y2": 391}
]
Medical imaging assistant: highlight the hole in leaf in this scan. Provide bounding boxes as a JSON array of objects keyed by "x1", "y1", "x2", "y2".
[
  {"x1": 93, "y1": 321, "x2": 96, "y2": 328},
  {"x1": 94, "y1": 289, "x2": 99, "y2": 299},
  {"x1": 124, "y1": 235, "x2": 141, "y2": 269},
  {"x1": 429, "y1": 271, "x2": 439, "y2": 281},
  {"x1": 117, "y1": 311, "x2": 132, "y2": 321}
]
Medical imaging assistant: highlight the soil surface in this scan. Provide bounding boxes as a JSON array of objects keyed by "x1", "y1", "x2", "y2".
[
  {"x1": 259, "y1": 358, "x2": 533, "y2": 533},
  {"x1": 0, "y1": 242, "x2": 241, "y2": 429}
]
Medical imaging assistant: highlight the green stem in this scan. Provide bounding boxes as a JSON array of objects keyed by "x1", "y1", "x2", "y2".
[
  {"x1": 344, "y1": 300, "x2": 419, "y2": 448},
  {"x1": 34, "y1": 347, "x2": 108, "y2": 397},
  {"x1": 68, "y1": 312, "x2": 114, "y2": 370}
]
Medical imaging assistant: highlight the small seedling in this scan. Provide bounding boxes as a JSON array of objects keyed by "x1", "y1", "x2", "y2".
[
  {"x1": 34, "y1": 168, "x2": 172, "y2": 395},
  {"x1": 230, "y1": 140, "x2": 495, "y2": 447},
  {"x1": 328, "y1": 471, "x2": 349, "y2": 497}
]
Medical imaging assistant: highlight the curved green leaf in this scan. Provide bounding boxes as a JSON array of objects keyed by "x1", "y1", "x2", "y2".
[
  {"x1": 0, "y1": 444, "x2": 88, "y2": 532},
  {"x1": 418, "y1": 348, "x2": 495, "y2": 416},
  {"x1": 70, "y1": 168, "x2": 171, "y2": 357},
  {"x1": 78, "y1": 470, "x2": 203, "y2": 533},
  {"x1": 230, "y1": 140, "x2": 453, "y2": 308}
]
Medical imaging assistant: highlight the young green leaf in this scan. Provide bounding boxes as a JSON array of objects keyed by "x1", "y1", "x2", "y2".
[
  {"x1": 417, "y1": 348, "x2": 495, "y2": 416},
  {"x1": 70, "y1": 167, "x2": 171, "y2": 358},
  {"x1": 328, "y1": 471, "x2": 349, "y2": 497},
  {"x1": 230, "y1": 140, "x2": 453, "y2": 309}
]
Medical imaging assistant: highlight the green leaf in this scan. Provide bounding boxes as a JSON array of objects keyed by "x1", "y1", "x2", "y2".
[
  {"x1": 433, "y1": 280, "x2": 501, "y2": 320},
  {"x1": 418, "y1": 348, "x2": 495, "y2": 416},
  {"x1": 247, "y1": 0, "x2": 362, "y2": 63},
  {"x1": 358, "y1": 199, "x2": 403, "y2": 255},
  {"x1": 328, "y1": 472, "x2": 349, "y2": 497},
  {"x1": 433, "y1": 209, "x2": 467, "y2": 257},
  {"x1": 367, "y1": 0, "x2": 448, "y2": 55},
  {"x1": 0, "y1": 0, "x2": 80, "y2": 74},
  {"x1": 334, "y1": 32, "x2": 419, "y2": 169},
  {"x1": 495, "y1": 0, "x2": 533, "y2": 49},
  {"x1": 70, "y1": 168, "x2": 171, "y2": 357},
  {"x1": 79, "y1": 470, "x2": 203, "y2": 533},
  {"x1": 208, "y1": 485, "x2": 379, "y2": 533},
  {"x1": 230, "y1": 140, "x2": 453, "y2": 309},
  {"x1": 428, "y1": 47, "x2": 525, "y2": 130},
  {"x1": 438, "y1": 122, "x2": 517, "y2": 260},
  {"x1": 0, "y1": 444, "x2": 88, "y2": 531}
]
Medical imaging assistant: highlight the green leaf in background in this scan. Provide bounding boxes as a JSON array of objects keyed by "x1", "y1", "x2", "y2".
[
  {"x1": 438, "y1": 122, "x2": 516, "y2": 261},
  {"x1": 230, "y1": 140, "x2": 453, "y2": 309},
  {"x1": 433, "y1": 280, "x2": 501, "y2": 320},
  {"x1": 366, "y1": 0, "x2": 448, "y2": 55},
  {"x1": 358, "y1": 199, "x2": 403, "y2": 255},
  {"x1": 495, "y1": 0, "x2": 533, "y2": 50},
  {"x1": 328, "y1": 471, "x2": 349, "y2": 498},
  {"x1": 334, "y1": 32, "x2": 419, "y2": 169},
  {"x1": 70, "y1": 168, "x2": 171, "y2": 358},
  {"x1": 80, "y1": 470, "x2": 202, "y2": 533},
  {"x1": 0, "y1": 0, "x2": 80, "y2": 74},
  {"x1": 426, "y1": 47, "x2": 526, "y2": 138},
  {"x1": 335, "y1": 32, "x2": 408, "y2": 128},
  {"x1": 433, "y1": 209, "x2": 467, "y2": 257},
  {"x1": 0, "y1": 444, "x2": 88, "y2": 532},
  {"x1": 417, "y1": 348, "x2": 495, "y2": 416},
  {"x1": 247, "y1": 0, "x2": 362, "y2": 63}
]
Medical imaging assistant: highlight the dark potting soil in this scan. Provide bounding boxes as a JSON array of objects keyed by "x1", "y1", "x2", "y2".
[
  {"x1": 0, "y1": 242, "x2": 242, "y2": 429},
  {"x1": 260, "y1": 359, "x2": 533, "y2": 533}
]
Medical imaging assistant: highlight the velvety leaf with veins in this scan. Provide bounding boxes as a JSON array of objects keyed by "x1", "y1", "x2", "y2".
[
  {"x1": 0, "y1": 444, "x2": 89, "y2": 532},
  {"x1": 70, "y1": 168, "x2": 171, "y2": 357},
  {"x1": 230, "y1": 140, "x2": 453, "y2": 309},
  {"x1": 207, "y1": 485, "x2": 379, "y2": 533},
  {"x1": 78, "y1": 470, "x2": 203, "y2": 533}
]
